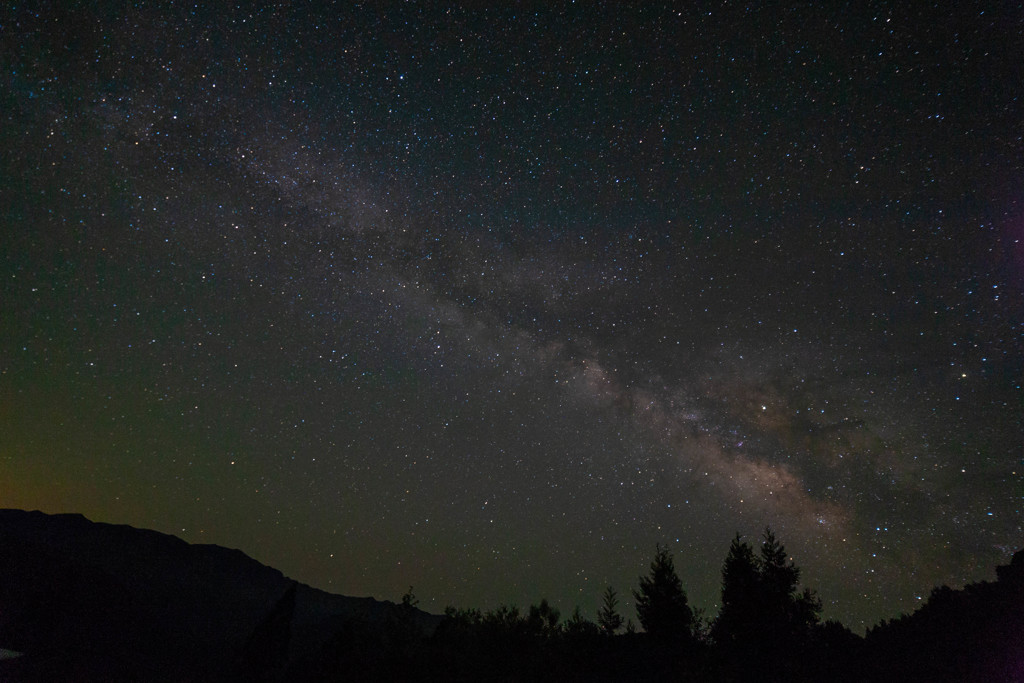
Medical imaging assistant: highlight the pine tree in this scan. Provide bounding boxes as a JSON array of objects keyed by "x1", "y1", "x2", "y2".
[
  {"x1": 712, "y1": 527, "x2": 822, "y2": 657},
  {"x1": 713, "y1": 533, "x2": 761, "y2": 647},
  {"x1": 597, "y1": 586, "x2": 624, "y2": 636},
  {"x1": 633, "y1": 544, "x2": 693, "y2": 642},
  {"x1": 759, "y1": 528, "x2": 800, "y2": 604},
  {"x1": 757, "y1": 527, "x2": 821, "y2": 637}
]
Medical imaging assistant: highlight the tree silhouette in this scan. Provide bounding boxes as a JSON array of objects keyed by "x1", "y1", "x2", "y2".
[
  {"x1": 757, "y1": 527, "x2": 821, "y2": 640},
  {"x1": 527, "y1": 598, "x2": 561, "y2": 638},
  {"x1": 713, "y1": 533, "x2": 761, "y2": 649},
  {"x1": 563, "y1": 605, "x2": 600, "y2": 638},
  {"x1": 400, "y1": 586, "x2": 419, "y2": 609},
  {"x1": 597, "y1": 585, "x2": 624, "y2": 636},
  {"x1": 633, "y1": 544, "x2": 694, "y2": 643},
  {"x1": 712, "y1": 527, "x2": 822, "y2": 673}
]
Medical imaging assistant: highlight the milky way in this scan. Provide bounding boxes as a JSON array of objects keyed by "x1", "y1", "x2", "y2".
[{"x1": 2, "y1": 3, "x2": 1022, "y2": 630}]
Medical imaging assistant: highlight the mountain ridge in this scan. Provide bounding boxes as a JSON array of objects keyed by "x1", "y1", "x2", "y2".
[{"x1": 0, "y1": 508, "x2": 439, "y2": 681}]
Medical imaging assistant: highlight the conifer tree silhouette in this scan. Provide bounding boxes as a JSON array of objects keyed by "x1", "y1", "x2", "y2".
[
  {"x1": 633, "y1": 544, "x2": 693, "y2": 643},
  {"x1": 712, "y1": 527, "x2": 821, "y2": 665},
  {"x1": 597, "y1": 585, "x2": 624, "y2": 636},
  {"x1": 714, "y1": 533, "x2": 761, "y2": 649}
]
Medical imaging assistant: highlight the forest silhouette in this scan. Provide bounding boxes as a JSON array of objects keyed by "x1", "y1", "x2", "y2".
[
  {"x1": 291, "y1": 527, "x2": 1024, "y2": 682},
  {"x1": 1, "y1": 510, "x2": 1021, "y2": 682}
]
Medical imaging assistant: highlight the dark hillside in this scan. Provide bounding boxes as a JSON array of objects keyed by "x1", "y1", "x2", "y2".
[
  {"x1": 864, "y1": 548, "x2": 1024, "y2": 683},
  {"x1": 0, "y1": 509, "x2": 439, "y2": 681}
]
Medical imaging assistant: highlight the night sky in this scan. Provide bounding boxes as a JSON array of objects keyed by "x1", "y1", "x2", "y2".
[{"x1": 3, "y1": 2, "x2": 1022, "y2": 631}]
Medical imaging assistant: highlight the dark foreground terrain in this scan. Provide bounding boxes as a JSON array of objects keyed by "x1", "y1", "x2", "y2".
[
  {"x1": 0, "y1": 509, "x2": 439, "y2": 681},
  {"x1": 0, "y1": 509, "x2": 1021, "y2": 682}
]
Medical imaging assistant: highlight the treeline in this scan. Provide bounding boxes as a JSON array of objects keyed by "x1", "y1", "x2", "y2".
[
  {"x1": 415, "y1": 528, "x2": 854, "y2": 682},
  {"x1": 285, "y1": 527, "x2": 1024, "y2": 682}
]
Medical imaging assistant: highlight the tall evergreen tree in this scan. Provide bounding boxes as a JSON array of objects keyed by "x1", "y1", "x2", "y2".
[
  {"x1": 758, "y1": 528, "x2": 821, "y2": 638},
  {"x1": 713, "y1": 533, "x2": 761, "y2": 647},
  {"x1": 633, "y1": 544, "x2": 694, "y2": 642},
  {"x1": 759, "y1": 528, "x2": 800, "y2": 603},
  {"x1": 597, "y1": 586, "x2": 624, "y2": 636},
  {"x1": 712, "y1": 527, "x2": 821, "y2": 656}
]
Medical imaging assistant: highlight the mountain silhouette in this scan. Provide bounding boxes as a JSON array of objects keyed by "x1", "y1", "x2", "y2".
[
  {"x1": 0, "y1": 509, "x2": 439, "y2": 681},
  {"x1": 863, "y1": 548, "x2": 1024, "y2": 683}
]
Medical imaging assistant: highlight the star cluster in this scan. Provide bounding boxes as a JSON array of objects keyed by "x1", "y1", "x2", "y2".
[{"x1": 2, "y1": 2, "x2": 1021, "y2": 630}]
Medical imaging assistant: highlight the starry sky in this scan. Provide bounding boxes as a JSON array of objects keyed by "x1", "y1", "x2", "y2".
[{"x1": 2, "y1": 2, "x2": 1022, "y2": 631}]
